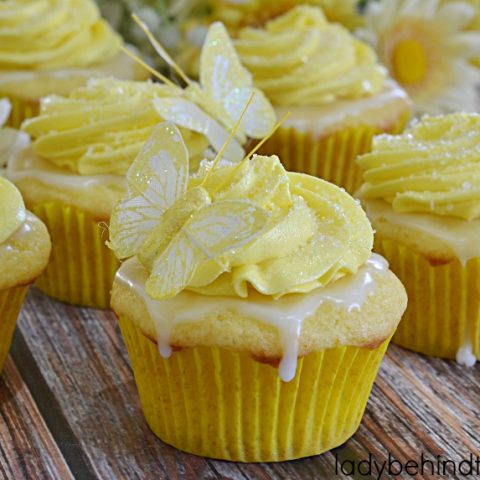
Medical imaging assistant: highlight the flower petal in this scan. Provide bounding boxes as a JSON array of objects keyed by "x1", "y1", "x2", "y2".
[
  {"x1": 447, "y1": 31, "x2": 480, "y2": 57},
  {"x1": 437, "y1": 2, "x2": 476, "y2": 33}
]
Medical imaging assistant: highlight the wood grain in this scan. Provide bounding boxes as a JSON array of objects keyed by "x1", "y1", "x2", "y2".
[
  {"x1": 352, "y1": 350, "x2": 480, "y2": 479},
  {"x1": 2, "y1": 287, "x2": 479, "y2": 479},
  {"x1": 0, "y1": 358, "x2": 73, "y2": 480}
]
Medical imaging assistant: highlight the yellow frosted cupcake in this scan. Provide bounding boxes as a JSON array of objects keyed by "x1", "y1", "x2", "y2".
[
  {"x1": 235, "y1": 6, "x2": 412, "y2": 193},
  {"x1": 5, "y1": 80, "x2": 176, "y2": 308},
  {"x1": 109, "y1": 121, "x2": 407, "y2": 461},
  {"x1": 0, "y1": 0, "x2": 149, "y2": 128},
  {"x1": 0, "y1": 175, "x2": 51, "y2": 372},
  {"x1": 5, "y1": 21, "x2": 276, "y2": 309},
  {"x1": 357, "y1": 112, "x2": 480, "y2": 365}
]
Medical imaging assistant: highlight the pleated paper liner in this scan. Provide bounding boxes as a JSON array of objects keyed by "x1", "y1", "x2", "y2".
[
  {"x1": 258, "y1": 111, "x2": 410, "y2": 194},
  {"x1": 118, "y1": 314, "x2": 390, "y2": 462},
  {"x1": 375, "y1": 237, "x2": 480, "y2": 359},
  {"x1": 0, "y1": 285, "x2": 29, "y2": 372},
  {"x1": 2, "y1": 94, "x2": 39, "y2": 129},
  {"x1": 29, "y1": 201, "x2": 119, "y2": 309}
]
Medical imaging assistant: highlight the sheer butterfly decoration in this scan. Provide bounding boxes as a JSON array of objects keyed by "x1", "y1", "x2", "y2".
[
  {"x1": 122, "y1": 15, "x2": 276, "y2": 164},
  {"x1": 109, "y1": 121, "x2": 269, "y2": 300}
]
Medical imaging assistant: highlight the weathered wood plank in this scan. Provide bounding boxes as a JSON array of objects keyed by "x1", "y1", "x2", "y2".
[
  {"x1": 0, "y1": 358, "x2": 74, "y2": 480},
  {"x1": 12, "y1": 288, "x2": 480, "y2": 479},
  {"x1": 13, "y1": 289, "x2": 354, "y2": 479},
  {"x1": 14, "y1": 289, "x2": 225, "y2": 480},
  {"x1": 348, "y1": 348, "x2": 480, "y2": 480}
]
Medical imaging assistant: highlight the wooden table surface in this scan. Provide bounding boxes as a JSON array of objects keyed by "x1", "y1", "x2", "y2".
[{"x1": 1, "y1": 287, "x2": 479, "y2": 480}]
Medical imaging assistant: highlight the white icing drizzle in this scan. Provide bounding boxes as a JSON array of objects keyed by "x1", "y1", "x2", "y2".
[
  {"x1": 456, "y1": 343, "x2": 477, "y2": 368},
  {"x1": 5, "y1": 136, "x2": 125, "y2": 190},
  {"x1": 115, "y1": 254, "x2": 388, "y2": 382},
  {"x1": 362, "y1": 198, "x2": 480, "y2": 265},
  {"x1": 276, "y1": 79, "x2": 409, "y2": 135}
]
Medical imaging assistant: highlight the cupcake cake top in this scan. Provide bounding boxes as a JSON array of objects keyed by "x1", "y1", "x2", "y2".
[
  {"x1": 358, "y1": 113, "x2": 480, "y2": 221},
  {"x1": 234, "y1": 6, "x2": 386, "y2": 107},
  {"x1": 0, "y1": 0, "x2": 121, "y2": 71},
  {"x1": 109, "y1": 122, "x2": 374, "y2": 300}
]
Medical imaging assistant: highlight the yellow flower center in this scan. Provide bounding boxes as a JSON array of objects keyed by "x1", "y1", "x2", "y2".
[{"x1": 392, "y1": 38, "x2": 427, "y2": 85}]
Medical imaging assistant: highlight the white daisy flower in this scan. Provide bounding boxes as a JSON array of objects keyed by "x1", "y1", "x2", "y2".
[{"x1": 356, "y1": 0, "x2": 480, "y2": 114}]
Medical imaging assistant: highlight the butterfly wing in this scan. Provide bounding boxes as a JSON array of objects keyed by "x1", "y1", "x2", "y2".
[
  {"x1": 200, "y1": 22, "x2": 251, "y2": 107},
  {"x1": 184, "y1": 199, "x2": 269, "y2": 258},
  {"x1": 200, "y1": 22, "x2": 276, "y2": 138},
  {"x1": 145, "y1": 231, "x2": 199, "y2": 300},
  {"x1": 109, "y1": 122, "x2": 189, "y2": 259},
  {"x1": 224, "y1": 87, "x2": 276, "y2": 138},
  {"x1": 153, "y1": 96, "x2": 245, "y2": 163},
  {"x1": 144, "y1": 199, "x2": 268, "y2": 299}
]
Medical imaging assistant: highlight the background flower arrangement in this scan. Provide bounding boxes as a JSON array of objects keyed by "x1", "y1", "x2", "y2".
[
  {"x1": 94, "y1": 0, "x2": 480, "y2": 115},
  {"x1": 357, "y1": 0, "x2": 480, "y2": 114},
  {"x1": 95, "y1": 0, "x2": 207, "y2": 72}
]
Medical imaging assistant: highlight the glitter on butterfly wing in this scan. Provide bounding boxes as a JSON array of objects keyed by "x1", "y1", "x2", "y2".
[
  {"x1": 184, "y1": 200, "x2": 269, "y2": 258},
  {"x1": 146, "y1": 232, "x2": 198, "y2": 299},
  {"x1": 153, "y1": 96, "x2": 244, "y2": 163},
  {"x1": 200, "y1": 22, "x2": 252, "y2": 107},
  {"x1": 200, "y1": 23, "x2": 276, "y2": 139},
  {"x1": 109, "y1": 122, "x2": 188, "y2": 259},
  {"x1": 224, "y1": 87, "x2": 276, "y2": 138}
]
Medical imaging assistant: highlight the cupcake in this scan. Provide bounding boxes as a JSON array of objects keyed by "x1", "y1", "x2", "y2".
[
  {"x1": 234, "y1": 6, "x2": 412, "y2": 193},
  {"x1": 0, "y1": 174, "x2": 51, "y2": 372},
  {"x1": 109, "y1": 121, "x2": 407, "y2": 461},
  {"x1": 4, "y1": 79, "x2": 209, "y2": 308},
  {"x1": 0, "y1": 0, "x2": 149, "y2": 128},
  {"x1": 357, "y1": 112, "x2": 480, "y2": 365},
  {"x1": 6, "y1": 20, "x2": 276, "y2": 309}
]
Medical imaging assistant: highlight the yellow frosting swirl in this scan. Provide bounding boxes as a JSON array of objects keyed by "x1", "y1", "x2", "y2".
[
  {"x1": 186, "y1": 155, "x2": 373, "y2": 297},
  {"x1": 358, "y1": 113, "x2": 480, "y2": 221},
  {"x1": 108, "y1": 125, "x2": 373, "y2": 299},
  {"x1": 0, "y1": 0, "x2": 121, "y2": 71},
  {"x1": 22, "y1": 79, "x2": 209, "y2": 175},
  {"x1": 234, "y1": 6, "x2": 386, "y2": 107},
  {"x1": 0, "y1": 176, "x2": 26, "y2": 244}
]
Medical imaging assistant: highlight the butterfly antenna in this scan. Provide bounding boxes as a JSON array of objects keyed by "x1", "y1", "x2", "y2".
[
  {"x1": 212, "y1": 112, "x2": 291, "y2": 195},
  {"x1": 120, "y1": 45, "x2": 178, "y2": 88},
  {"x1": 132, "y1": 13, "x2": 192, "y2": 86},
  {"x1": 200, "y1": 92, "x2": 255, "y2": 187},
  {"x1": 242, "y1": 112, "x2": 290, "y2": 161}
]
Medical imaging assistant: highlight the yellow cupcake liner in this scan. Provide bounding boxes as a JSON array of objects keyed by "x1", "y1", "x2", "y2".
[
  {"x1": 259, "y1": 111, "x2": 410, "y2": 194},
  {"x1": 118, "y1": 313, "x2": 390, "y2": 462},
  {"x1": 375, "y1": 237, "x2": 480, "y2": 359},
  {"x1": 29, "y1": 201, "x2": 119, "y2": 309},
  {"x1": 0, "y1": 285, "x2": 29, "y2": 372},
  {"x1": 2, "y1": 94, "x2": 39, "y2": 129}
]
